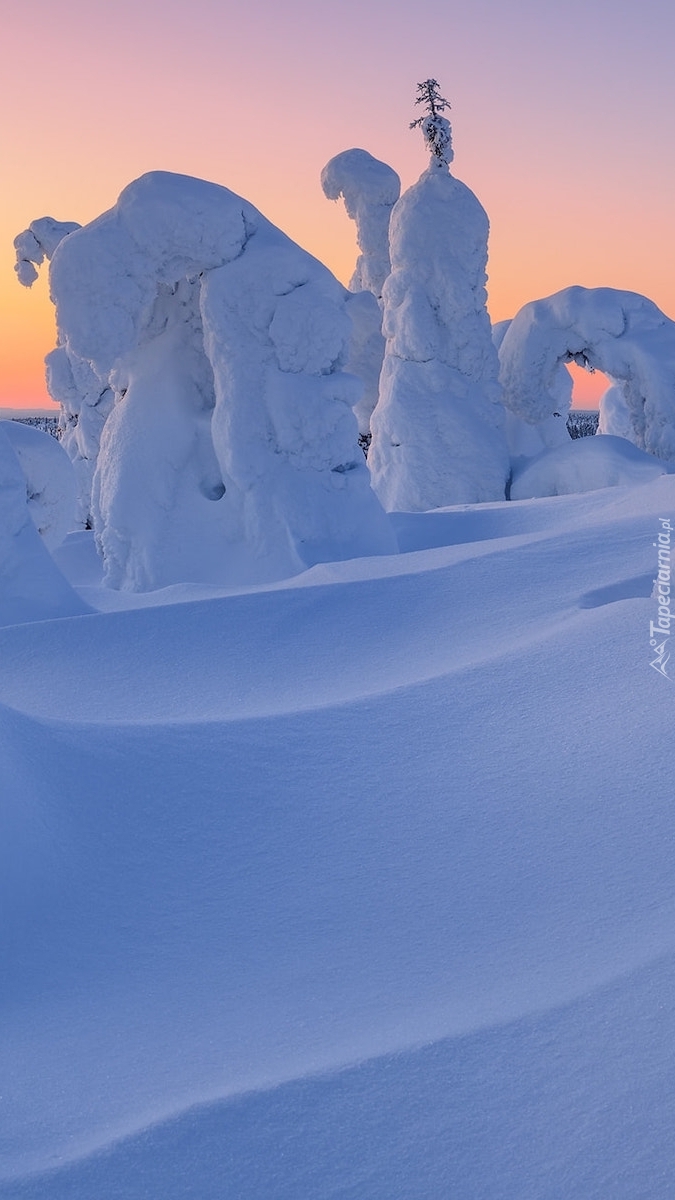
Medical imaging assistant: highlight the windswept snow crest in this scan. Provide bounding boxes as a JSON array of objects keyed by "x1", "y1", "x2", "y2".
[
  {"x1": 498, "y1": 286, "x2": 675, "y2": 461},
  {"x1": 45, "y1": 171, "x2": 394, "y2": 589},
  {"x1": 369, "y1": 164, "x2": 509, "y2": 510}
]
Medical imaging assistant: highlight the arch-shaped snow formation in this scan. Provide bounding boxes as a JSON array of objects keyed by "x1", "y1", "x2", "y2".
[
  {"x1": 43, "y1": 172, "x2": 394, "y2": 589},
  {"x1": 498, "y1": 286, "x2": 675, "y2": 461}
]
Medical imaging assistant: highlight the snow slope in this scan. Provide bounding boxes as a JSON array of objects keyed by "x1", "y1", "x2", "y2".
[{"x1": 2, "y1": 475, "x2": 675, "y2": 1197}]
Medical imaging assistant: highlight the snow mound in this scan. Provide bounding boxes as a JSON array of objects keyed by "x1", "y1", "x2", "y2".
[
  {"x1": 14, "y1": 216, "x2": 81, "y2": 286},
  {"x1": 0, "y1": 425, "x2": 90, "y2": 626},
  {"x1": 499, "y1": 285, "x2": 675, "y2": 460},
  {"x1": 510, "y1": 433, "x2": 669, "y2": 499},
  {"x1": 1, "y1": 420, "x2": 77, "y2": 549},
  {"x1": 46, "y1": 171, "x2": 395, "y2": 589},
  {"x1": 369, "y1": 165, "x2": 509, "y2": 510}
]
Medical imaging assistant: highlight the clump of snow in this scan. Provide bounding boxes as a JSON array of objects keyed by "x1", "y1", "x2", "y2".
[
  {"x1": 48, "y1": 171, "x2": 394, "y2": 589},
  {"x1": 510, "y1": 432, "x2": 669, "y2": 499},
  {"x1": 44, "y1": 347, "x2": 113, "y2": 528},
  {"x1": 1, "y1": 420, "x2": 77, "y2": 549},
  {"x1": 597, "y1": 384, "x2": 634, "y2": 439},
  {"x1": 368, "y1": 162, "x2": 509, "y2": 510},
  {"x1": 321, "y1": 149, "x2": 400, "y2": 436},
  {"x1": 0, "y1": 425, "x2": 89, "y2": 626},
  {"x1": 498, "y1": 286, "x2": 675, "y2": 461},
  {"x1": 14, "y1": 217, "x2": 81, "y2": 286}
]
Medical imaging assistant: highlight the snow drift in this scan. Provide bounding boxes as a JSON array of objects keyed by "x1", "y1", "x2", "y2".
[
  {"x1": 30, "y1": 171, "x2": 395, "y2": 588},
  {"x1": 510, "y1": 432, "x2": 669, "y2": 499},
  {"x1": 498, "y1": 285, "x2": 675, "y2": 460},
  {"x1": 2, "y1": 473, "x2": 675, "y2": 1198}
]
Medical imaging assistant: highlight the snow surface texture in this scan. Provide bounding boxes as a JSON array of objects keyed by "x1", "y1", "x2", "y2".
[
  {"x1": 499, "y1": 285, "x2": 675, "y2": 460},
  {"x1": 321, "y1": 149, "x2": 401, "y2": 435},
  {"x1": 0, "y1": 425, "x2": 88, "y2": 626},
  {"x1": 45, "y1": 172, "x2": 394, "y2": 589},
  {"x1": 368, "y1": 164, "x2": 510, "y2": 510},
  {"x1": 510, "y1": 432, "x2": 669, "y2": 499},
  {"x1": 2, "y1": 475, "x2": 675, "y2": 1197},
  {"x1": 0, "y1": 420, "x2": 76, "y2": 549}
]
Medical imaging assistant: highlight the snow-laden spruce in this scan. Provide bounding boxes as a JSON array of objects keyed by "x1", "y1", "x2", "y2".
[
  {"x1": 0, "y1": 420, "x2": 77, "y2": 550},
  {"x1": 0, "y1": 424, "x2": 88, "y2": 626},
  {"x1": 493, "y1": 318, "x2": 572, "y2": 458},
  {"x1": 14, "y1": 217, "x2": 112, "y2": 528},
  {"x1": 23, "y1": 171, "x2": 395, "y2": 589},
  {"x1": 597, "y1": 384, "x2": 634, "y2": 439},
  {"x1": 321, "y1": 148, "x2": 400, "y2": 299},
  {"x1": 321, "y1": 149, "x2": 401, "y2": 436},
  {"x1": 498, "y1": 285, "x2": 675, "y2": 461},
  {"x1": 368, "y1": 83, "x2": 509, "y2": 511}
]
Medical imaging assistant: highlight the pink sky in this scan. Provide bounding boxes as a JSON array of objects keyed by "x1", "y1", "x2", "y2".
[{"x1": 3, "y1": 0, "x2": 675, "y2": 411}]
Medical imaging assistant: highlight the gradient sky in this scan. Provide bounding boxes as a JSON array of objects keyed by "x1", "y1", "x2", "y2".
[{"x1": 3, "y1": 0, "x2": 675, "y2": 409}]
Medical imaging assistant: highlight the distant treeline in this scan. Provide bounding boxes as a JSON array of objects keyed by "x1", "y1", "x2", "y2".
[
  {"x1": 567, "y1": 410, "x2": 599, "y2": 438},
  {"x1": 10, "y1": 411, "x2": 598, "y2": 450}
]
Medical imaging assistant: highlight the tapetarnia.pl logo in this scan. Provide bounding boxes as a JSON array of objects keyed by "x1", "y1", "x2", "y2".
[{"x1": 650, "y1": 517, "x2": 673, "y2": 679}]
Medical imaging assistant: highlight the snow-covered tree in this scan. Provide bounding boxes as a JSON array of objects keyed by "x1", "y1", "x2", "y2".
[
  {"x1": 37, "y1": 171, "x2": 395, "y2": 589},
  {"x1": 368, "y1": 84, "x2": 509, "y2": 511},
  {"x1": 14, "y1": 216, "x2": 108, "y2": 527},
  {"x1": 498, "y1": 286, "x2": 675, "y2": 461},
  {"x1": 597, "y1": 385, "x2": 634, "y2": 439},
  {"x1": 321, "y1": 149, "x2": 401, "y2": 436},
  {"x1": 321, "y1": 149, "x2": 400, "y2": 299},
  {"x1": 0, "y1": 424, "x2": 87, "y2": 626},
  {"x1": 0, "y1": 420, "x2": 76, "y2": 550},
  {"x1": 409, "y1": 79, "x2": 454, "y2": 169}
]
